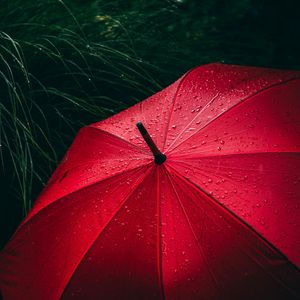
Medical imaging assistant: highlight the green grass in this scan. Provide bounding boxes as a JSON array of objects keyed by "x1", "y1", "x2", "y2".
[{"x1": 1, "y1": 0, "x2": 300, "y2": 246}]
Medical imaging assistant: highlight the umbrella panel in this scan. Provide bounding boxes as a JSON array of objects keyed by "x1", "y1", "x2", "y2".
[
  {"x1": 0, "y1": 165, "x2": 152, "y2": 300},
  {"x1": 168, "y1": 79, "x2": 300, "y2": 267}
]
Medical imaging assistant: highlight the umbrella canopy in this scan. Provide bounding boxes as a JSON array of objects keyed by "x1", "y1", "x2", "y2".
[{"x1": 1, "y1": 63, "x2": 300, "y2": 300}]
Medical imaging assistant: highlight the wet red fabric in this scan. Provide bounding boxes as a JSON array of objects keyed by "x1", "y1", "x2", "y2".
[{"x1": 1, "y1": 63, "x2": 300, "y2": 300}]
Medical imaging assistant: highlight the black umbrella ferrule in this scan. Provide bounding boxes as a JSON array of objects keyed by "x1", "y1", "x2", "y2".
[{"x1": 136, "y1": 122, "x2": 166, "y2": 165}]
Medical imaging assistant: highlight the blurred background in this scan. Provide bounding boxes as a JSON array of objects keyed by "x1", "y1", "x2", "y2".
[{"x1": 1, "y1": 0, "x2": 300, "y2": 248}]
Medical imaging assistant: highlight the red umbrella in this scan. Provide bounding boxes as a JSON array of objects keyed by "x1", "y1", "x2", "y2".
[{"x1": 1, "y1": 63, "x2": 300, "y2": 300}]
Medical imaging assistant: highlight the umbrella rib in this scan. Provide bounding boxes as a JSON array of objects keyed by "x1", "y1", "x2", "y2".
[
  {"x1": 168, "y1": 151, "x2": 300, "y2": 160},
  {"x1": 167, "y1": 153, "x2": 300, "y2": 186},
  {"x1": 59, "y1": 165, "x2": 155, "y2": 299},
  {"x1": 166, "y1": 163, "x2": 300, "y2": 268},
  {"x1": 166, "y1": 77, "x2": 300, "y2": 154},
  {"x1": 165, "y1": 92, "x2": 220, "y2": 152},
  {"x1": 166, "y1": 168, "x2": 298, "y2": 294},
  {"x1": 164, "y1": 169, "x2": 223, "y2": 296},
  {"x1": 168, "y1": 120, "x2": 300, "y2": 157},
  {"x1": 166, "y1": 164, "x2": 300, "y2": 295},
  {"x1": 20, "y1": 163, "x2": 152, "y2": 229},
  {"x1": 162, "y1": 66, "x2": 201, "y2": 151},
  {"x1": 88, "y1": 125, "x2": 151, "y2": 155},
  {"x1": 166, "y1": 160, "x2": 255, "y2": 188},
  {"x1": 156, "y1": 168, "x2": 166, "y2": 300}
]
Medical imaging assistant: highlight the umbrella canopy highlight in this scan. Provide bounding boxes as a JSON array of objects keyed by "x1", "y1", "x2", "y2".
[{"x1": 1, "y1": 63, "x2": 300, "y2": 300}]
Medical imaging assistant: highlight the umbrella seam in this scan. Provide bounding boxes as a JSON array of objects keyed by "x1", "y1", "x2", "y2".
[
  {"x1": 168, "y1": 151, "x2": 300, "y2": 160},
  {"x1": 167, "y1": 165, "x2": 300, "y2": 296},
  {"x1": 166, "y1": 158, "x2": 298, "y2": 187},
  {"x1": 156, "y1": 167, "x2": 166, "y2": 300},
  {"x1": 162, "y1": 66, "x2": 204, "y2": 151},
  {"x1": 165, "y1": 163, "x2": 300, "y2": 272},
  {"x1": 86, "y1": 125, "x2": 152, "y2": 155},
  {"x1": 166, "y1": 77, "x2": 300, "y2": 154},
  {"x1": 58, "y1": 165, "x2": 155, "y2": 299},
  {"x1": 165, "y1": 92, "x2": 220, "y2": 153},
  {"x1": 17, "y1": 164, "x2": 152, "y2": 232},
  {"x1": 164, "y1": 169, "x2": 223, "y2": 297}
]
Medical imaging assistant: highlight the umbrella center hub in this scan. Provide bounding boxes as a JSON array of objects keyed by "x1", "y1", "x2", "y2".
[{"x1": 154, "y1": 153, "x2": 167, "y2": 165}]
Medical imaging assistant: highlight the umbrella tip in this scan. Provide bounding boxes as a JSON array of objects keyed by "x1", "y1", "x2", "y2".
[
  {"x1": 136, "y1": 122, "x2": 146, "y2": 135},
  {"x1": 136, "y1": 122, "x2": 166, "y2": 165}
]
